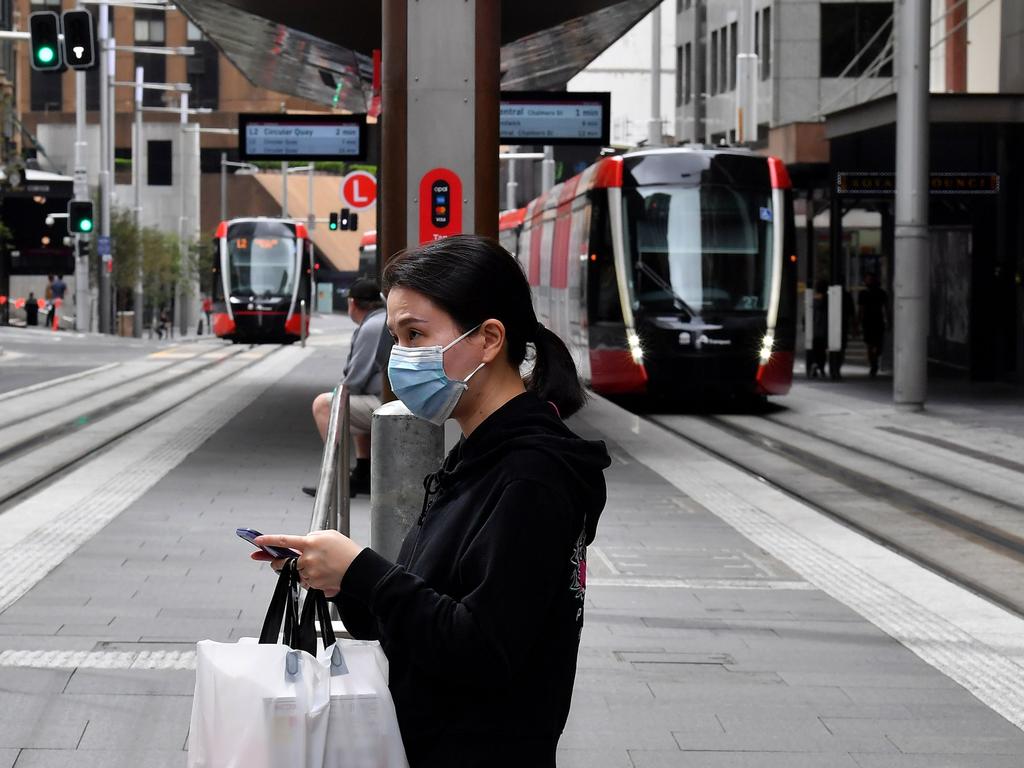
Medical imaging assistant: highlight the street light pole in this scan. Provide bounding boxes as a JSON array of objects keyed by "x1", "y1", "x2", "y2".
[
  {"x1": 647, "y1": 2, "x2": 662, "y2": 147},
  {"x1": 281, "y1": 160, "x2": 288, "y2": 217},
  {"x1": 98, "y1": 3, "x2": 112, "y2": 334},
  {"x1": 73, "y1": 61, "x2": 90, "y2": 331},
  {"x1": 893, "y1": 0, "x2": 930, "y2": 409},
  {"x1": 175, "y1": 91, "x2": 188, "y2": 337},
  {"x1": 220, "y1": 151, "x2": 227, "y2": 223},
  {"x1": 132, "y1": 65, "x2": 144, "y2": 338}
]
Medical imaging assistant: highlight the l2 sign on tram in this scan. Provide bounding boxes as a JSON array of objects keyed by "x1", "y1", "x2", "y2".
[{"x1": 341, "y1": 171, "x2": 377, "y2": 210}]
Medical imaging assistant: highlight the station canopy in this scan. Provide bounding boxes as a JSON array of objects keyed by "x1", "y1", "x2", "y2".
[{"x1": 175, "y1": 0, "x2": 661, "y2": 110}]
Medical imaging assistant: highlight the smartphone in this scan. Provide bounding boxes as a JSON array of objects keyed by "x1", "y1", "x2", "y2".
[{"x1": 236, "y1": 528, "x2": 299, "y2": 559}]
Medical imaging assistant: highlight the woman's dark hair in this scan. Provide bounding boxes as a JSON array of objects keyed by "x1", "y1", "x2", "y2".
[{"x1": 383, "y1": 234, "x2": 587, "y2": 418}]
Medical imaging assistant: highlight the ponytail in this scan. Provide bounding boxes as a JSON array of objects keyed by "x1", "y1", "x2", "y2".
[{"x1": 525, "y1": 324, "x2": 588, "y2": 419}]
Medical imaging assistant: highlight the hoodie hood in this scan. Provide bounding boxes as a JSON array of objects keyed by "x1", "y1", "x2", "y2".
[{"x1": 425, "y1": 392, "x2": 611, "y2": 543}]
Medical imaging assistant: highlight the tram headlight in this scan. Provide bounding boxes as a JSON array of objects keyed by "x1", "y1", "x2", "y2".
[
  {"x1": 627, "y1": 331, "x2": 644, "y2": 364},
  {"x1": 759, "y1": 333, "x2": 774, "y2": 365}
]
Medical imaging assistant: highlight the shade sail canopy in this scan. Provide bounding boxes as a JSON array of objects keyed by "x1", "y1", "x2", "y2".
[{"x1": 176, "y1": 0, "x2": 660, "y2": 110}]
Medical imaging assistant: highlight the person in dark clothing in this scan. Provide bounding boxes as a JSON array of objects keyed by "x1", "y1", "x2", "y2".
[
  {"x1": 254, "y1": 235, "x2": 611, "y2": 767},
  {"x1": 858, "y1": 272, "x2": 888, "y2": 378},
  {"x1": 809, "y1": 280, "x2": 828, "y2": 378},
  {"x1": 828, "y1": 286, "x2": 855, "y2": 381},
  {"x1": 24, "y1": 292, "x2": 39, "y2": 326}
]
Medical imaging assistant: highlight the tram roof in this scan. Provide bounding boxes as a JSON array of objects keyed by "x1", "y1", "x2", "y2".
[{"x1": 175, "y1": 0, "x2": 661, "y2": 110}]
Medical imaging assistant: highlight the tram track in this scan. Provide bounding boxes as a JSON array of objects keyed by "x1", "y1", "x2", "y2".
[
  {"x1": 647, "y1": 411, "x2": 1024, "y2": 619},
  {"x1": 0, "y1": 344, "x2": 281, "y2": 511}
]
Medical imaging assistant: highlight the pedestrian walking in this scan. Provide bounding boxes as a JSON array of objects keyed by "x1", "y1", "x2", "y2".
[
  {"x1": 253, "y1": 234, "x2": 611, "y2": 766},
  {"x1": 858, "y1": 272, "x2": 888, "y2": 378},
  {"x1": 47, "y1": 275, "x2": 66, "y2": 329},
  {"x1": 24, "y1": 292, "x2": 39, "y2": 326}
]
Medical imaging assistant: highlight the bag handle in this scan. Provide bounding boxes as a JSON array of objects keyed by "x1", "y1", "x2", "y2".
[
  {"x1": 258, "y1": 559, "x2": 300, "y2": 645},
  {"x1": 294, "y1": 586, "x2": 336, "y2": 655}
]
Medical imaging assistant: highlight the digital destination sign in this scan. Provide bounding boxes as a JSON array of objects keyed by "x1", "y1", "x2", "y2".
[
  {"x1": 238, "y1": 114, "x2": 367, "y2": 161},
  {"x1": 499, "y1": 92, "x2": 610, "y2": 145}
]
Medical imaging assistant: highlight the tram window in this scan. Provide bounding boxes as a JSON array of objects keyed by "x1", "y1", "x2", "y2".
[
  {"x1": 623, "y1": 185, "x2": 772, "y2": 314},
  {"x1": 586, "y1": 197, "x2": 622, "y2": 324},
  {"x1": 228, "y1": 232, "x2": 298, "y2": 298}
]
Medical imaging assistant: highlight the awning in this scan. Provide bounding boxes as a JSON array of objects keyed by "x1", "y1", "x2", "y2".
[{"x1": 175, "y1": 0, "x2": 660, "y2": 109}]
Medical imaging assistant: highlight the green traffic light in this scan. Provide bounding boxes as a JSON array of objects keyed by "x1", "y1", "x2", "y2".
[
  {"x1": 79, "y1": 219, "x2": 93, "y2": 232},
  {"x1": 329, "y1": 223, "x2": 338, "y2": 231},
  {"x1": 37, "y1": 45, "x2": 55, "y2": 64}
]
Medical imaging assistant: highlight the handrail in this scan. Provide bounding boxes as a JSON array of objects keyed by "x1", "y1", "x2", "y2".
[{"x1": 308, "y1": 385, "x2": 351, "y2": 536}]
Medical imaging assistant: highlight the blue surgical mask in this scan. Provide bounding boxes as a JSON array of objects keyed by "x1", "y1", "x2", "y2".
[{"x1": 387, "y1": 325, "x2": 485, "y2": 425}]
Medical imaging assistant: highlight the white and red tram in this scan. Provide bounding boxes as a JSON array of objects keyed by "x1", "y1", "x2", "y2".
[{"x1": 502, "y1": 147, "x2": 798, "y2": 400}]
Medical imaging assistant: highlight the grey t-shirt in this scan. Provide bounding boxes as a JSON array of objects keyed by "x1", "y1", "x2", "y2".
[{"x1": 343, "y1": 307, "x2": 387, "y2": 397}]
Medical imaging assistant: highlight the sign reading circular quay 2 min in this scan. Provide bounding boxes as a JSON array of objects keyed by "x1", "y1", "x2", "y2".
[
  {"x1": 238, "y1": 113, "x2": 367, "y2": 161},
  {"x1": 836, "y1": 172, "x2": 1000, "y2": 195}
]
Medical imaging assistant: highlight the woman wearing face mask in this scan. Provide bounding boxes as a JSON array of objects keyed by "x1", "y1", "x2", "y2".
[{"x1": 254, "y1": 234, "x2": 611, "y2": 766}]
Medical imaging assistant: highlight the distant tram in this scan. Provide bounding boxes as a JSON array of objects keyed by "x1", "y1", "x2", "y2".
[
  {"x1": 501, "y1": 147, "x2": 798, "y2": 400},
  {"x1": 210, "y1": 217, "x2": 313, "y2": 343}
]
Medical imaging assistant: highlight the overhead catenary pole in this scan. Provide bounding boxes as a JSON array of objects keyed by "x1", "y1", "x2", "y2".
[
  {"x1": 281, "y1": 160, "x2": 288, "y2": 218},
  {"x1": 220, "y1": 152, "x2": 227, "y2": 223},
  {"x1": 98, "y1": 3, "x2": 112, "y2": 334},
  {"x1": 132, "y1": 65, "x2": 144, "y2": 338},
  {"x1": 647, "y1": 2, "x2": 662, "y2": 146},
  {"x1": 893, "y1": 0, "x2": 930, "y2": 409},
  {"x1": 505, "y1": 146, "x2": 517, "y2": 211},
  {"x1": 735, "y1": 0, "x2": 758, "y2": 143},
  {"x1": 176, "y1": 92, "x2": 188, "y2": 336},
  {"x1": 73, "y1": 63, "x2": 90, "y2": 331}
]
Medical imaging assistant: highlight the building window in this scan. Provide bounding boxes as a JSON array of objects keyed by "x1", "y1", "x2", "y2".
[
  {"x1": 684, "y1": 42, "x2": 692, "y2": 104},
  {"x1": 710, "y1": 30, "x2": 718, "y2": 95},
  {"x1": 134, "y1": 9, "x2": 165, "y2": 44},
  {"x1": 820, "y1": 2, "x2": 892, "y2": 78},
  {"x1": 135, "y1": 52, "x2": 166, "y2": 107},
  {"x1": 729, "y1": 21, "x2": 738, "y2": 91},
  {"x1": 187, "y1": 20, "x2": 203, "y2": 41},
  {"x1": 761, "y1": 7, "x2": 772, "y2": 80},
  {"x1": 675, "y1": 45, "x2": 683, "y2": 107},
  {"x1": 148, "y1": 140, "x2": 173, "y2": 186},
  {"x1": 719, "y1": 25, "x2": 728, "y2": 94},
  {"x1": 187, "y1": 41, "x2": 219, "y2": 109}
]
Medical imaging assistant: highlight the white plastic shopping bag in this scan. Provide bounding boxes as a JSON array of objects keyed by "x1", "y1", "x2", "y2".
[
  {"x1": 188, "y1": 562, "x2": 334, "y2": 768},
  {"x1": 318, "y1": 641, "x2": 409, "y2": 768}
]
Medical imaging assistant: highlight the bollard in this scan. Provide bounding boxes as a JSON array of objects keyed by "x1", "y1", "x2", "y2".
[
  {"x1": 300, "y1": 299, "x2": 307, "y2": 348},
  {"x1": 370, "y1": 400, "x2": 445, "y2": 562}
]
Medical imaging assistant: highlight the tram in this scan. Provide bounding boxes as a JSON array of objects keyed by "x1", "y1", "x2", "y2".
[
  {"x1": 210, "y1": 217, "x2": 313, "y2": 343},
  {"x1": 502, "y1": 147, "x2": 797, "y2": 400}
]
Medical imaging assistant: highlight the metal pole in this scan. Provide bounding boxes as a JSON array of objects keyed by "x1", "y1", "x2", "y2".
[
  {"x1": 176, "y1": 92, "x2": 188, "y2": 337},
  {"x1": 306, "y1": 162, "x2": 315, "y2": 231},
  {"x1": 735, "y1": 0, "x2": 758, "y2": 143},
  {"x1": 281, "y1": 160, "x2": 288, "y2": 218},
  {"x1": 505, "y1": 147, "x2": 517, "y2": 211},
  {"x1": 893, "y1": 0, "x2": 930, "y2": 410},
  {"x1": 74, "y1": 66, "x2": 90, "y2": 331},
  {"x1": 132, "y1": 65, "x2": 144, "y2": 338},
  {"x1": 541, "y1": 145, "x2": 554, "y2": 193},
  {"x1": 220, "y1": 152, "x2": 227, "y2": 223},
  {"x1": 300, "y1": 298, "x2": 306, "y2": 348},
  {"x1": 336, "y1": 389, "x2": 350, "y2": 536},
  {"x1": 98, "y1": 3, "x2": 111, "y2": 334},
  {"x1": 647, "y1": 2, "x2": 662, "y2": 147},
  {"x1": 369, "y1": 400, "x2": 444, "y2": 561}
]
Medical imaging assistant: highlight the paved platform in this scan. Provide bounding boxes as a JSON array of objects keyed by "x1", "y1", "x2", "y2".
[{"x1": 1, "y1": 320, "x2": 1023, "y2": 766}]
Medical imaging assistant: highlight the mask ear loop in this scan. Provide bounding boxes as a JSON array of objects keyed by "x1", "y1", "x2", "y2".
[{"x1": 441, "y1": 323, "x2": 483, "y2": 353}]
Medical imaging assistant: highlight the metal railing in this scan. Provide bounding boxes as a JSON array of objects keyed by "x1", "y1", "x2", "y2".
[{"x1": 308, "y1": 385, "x2": 351, "y2": 537}]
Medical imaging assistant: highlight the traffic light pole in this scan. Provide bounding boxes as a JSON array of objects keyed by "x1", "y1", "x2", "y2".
[
  {"x1": 74, "y1": 60, "x2": 90, "y2": 332},
  {"x1": 132, "y1": 65, "x2": 144, "y2": 338}
]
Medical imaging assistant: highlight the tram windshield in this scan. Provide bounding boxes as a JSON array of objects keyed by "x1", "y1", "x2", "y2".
[
  {"x1": 623, "y1": 184, "x2": 774, "y2": 314},
  {"x1": 227, "y1": 231, "x2": 298, "y2": 298}
]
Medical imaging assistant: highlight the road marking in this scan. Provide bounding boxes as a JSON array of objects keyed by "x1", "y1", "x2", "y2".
[
  {"x1": 0, "y1": 362, "x2": 120, "y2": 402},
  {"x1": 0, "y1": 346, "x2": 309, "y2": 614},
  {"x1": 589, "y1": 545, "x2": 620, "y2": 575}
]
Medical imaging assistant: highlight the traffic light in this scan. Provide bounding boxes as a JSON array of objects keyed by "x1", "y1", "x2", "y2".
[
  {"x1": 78, "y1": 236, "x2": 92, "y2": 261},
  {"x1": 349, "y1": 212, "x2": 359, "y2": 231},
  {"x1": 340, "y1": 208, "x2": 351, "y2": 230},
  {"x1": 68, "y1": 201, "x2": 94, "y2": 234},
  {"x1": 29, "y1": 11, "x2": 63, "y2": 72},
  {"x1": 329, "y1": 212, "x2": 339, "y2": 231},
  {"x1": 62, "y1": 10, "x2": 96, "y2": 70}
]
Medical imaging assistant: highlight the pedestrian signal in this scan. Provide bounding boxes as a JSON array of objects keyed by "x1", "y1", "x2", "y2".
[
  {"x1": 62, "y1": 10, "x2": 96, "y2": 70},
  {"x1": 340, "y1": 208, "x2": 351, "y2": 230},
  {"x1": 68, "y1": 201, "x2": 94, "y2": 234},
  {"x1": 29, "y1": 11, "x2": 63, "y2": 72},
  {"x1": 329, "y1": 212, "x2": 339, "y2": 231}
]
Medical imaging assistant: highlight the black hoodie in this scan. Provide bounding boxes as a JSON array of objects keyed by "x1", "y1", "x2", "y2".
[{"x1": 333, "y1": 392, "x2": 611, "y2": 767}]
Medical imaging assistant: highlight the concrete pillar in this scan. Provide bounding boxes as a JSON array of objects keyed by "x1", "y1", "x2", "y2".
[{"x1": 893, "y1": 0, "x2": 930, "y2": 409}]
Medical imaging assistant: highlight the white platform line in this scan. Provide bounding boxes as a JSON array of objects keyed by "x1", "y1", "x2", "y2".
[
  {"x1": 0, "y1": 649, "x2": 197, "y2": 670},
  {"x1": 589, "y1": 577, "x2": 815, "y2": 590},
  {"x1": 0, "y1": 362, "x2": 120, "y2": 402}
]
